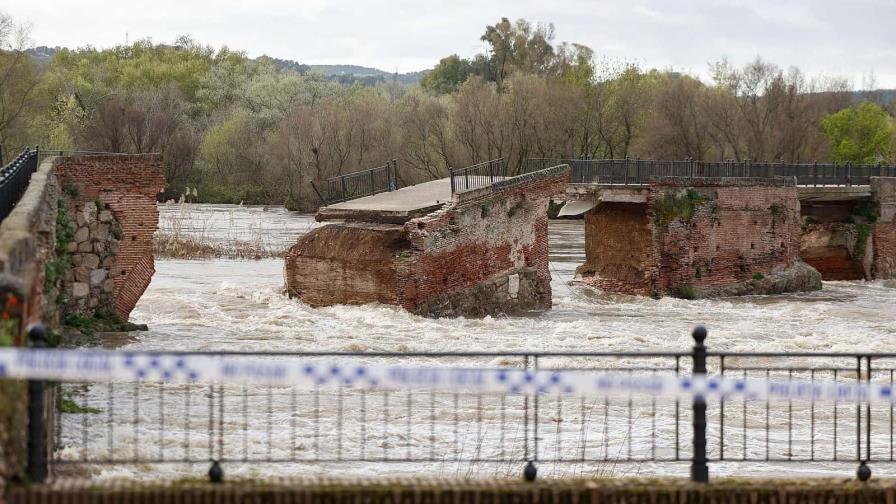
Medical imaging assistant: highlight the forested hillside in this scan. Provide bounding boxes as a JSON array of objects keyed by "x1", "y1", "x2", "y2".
[{"x1": 2, "y1": 13, "x2": 894, "y2": 210}]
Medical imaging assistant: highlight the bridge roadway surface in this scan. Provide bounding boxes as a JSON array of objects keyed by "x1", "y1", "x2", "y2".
[
  {"x1": 317, "y1": 178, "x2": 453, "y2": 223},
  {"x1": 317, "y1": 179, "x2": 873, "y2": 222}
]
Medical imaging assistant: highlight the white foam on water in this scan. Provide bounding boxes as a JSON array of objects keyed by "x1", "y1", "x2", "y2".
[{"x1": 57, "y1": 206, "x2": 896, "y2": 480}]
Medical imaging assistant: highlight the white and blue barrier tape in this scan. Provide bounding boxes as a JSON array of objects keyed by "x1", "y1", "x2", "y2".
[{"x1": 0, "y1": 348, "x2": 893, "y2": 404}]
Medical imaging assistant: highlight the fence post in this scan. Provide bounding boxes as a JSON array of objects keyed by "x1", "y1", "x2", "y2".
[
  {"x1": 846, "y1": 161, "x2": 852, "y2": 187},
  {"x1": 26, "y1": 324, "x2": 49, "y2": 484},
  {"x1": 691, "y1": 326, "x2": 709, "y2": 483},
  {"x1": 340, "y1": 175, "x2": 348, "y2": 203},
  {"x1": 450, "y1": 168, "x2": 455, "y2": 193},
  {"x1": 309, "y1": 181, "x2": 327, "y2": 206},
  {"x1": 392, "y1": 159, "x2": 399, "y2": 190}
]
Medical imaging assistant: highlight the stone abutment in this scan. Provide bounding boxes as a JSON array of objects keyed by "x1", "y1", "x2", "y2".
[{"x1": 0, "y1": 153, "x2": 164, "y2": 485}]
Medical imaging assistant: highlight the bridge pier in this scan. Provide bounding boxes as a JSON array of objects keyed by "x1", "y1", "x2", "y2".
[
  {"x1": 799, "y1": 178, "x2": 896, "y2": 280},
  {"x1": 285, "y1": 165, "x2": 570, "y2": 317},
  {"x1": 872, "y1": 178, "x2": 896, "y2": 278},
  {"x1": 573, "y1": 178, "x2": 822, "y2": 298}
]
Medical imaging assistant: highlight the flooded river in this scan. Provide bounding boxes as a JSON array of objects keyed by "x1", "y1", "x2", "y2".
[
  {"x1": 138, "y1": 204, "x2": 895, "y2": 355},
  {"x1": 57, "y1": 204, "x2": 896, "y2": 481}
]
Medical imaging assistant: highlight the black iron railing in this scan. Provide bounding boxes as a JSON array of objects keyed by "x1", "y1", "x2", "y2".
[
  {"x1": 450, "y1": 158, "x2": 507, "y2": 193},
  {"x1": 18, "y1": 326, "x2": 896, "y2": 483},
  {"x1": 0, "y1": 147, "x2": 40, "y2": 223},
  {"x1": 37, "y1": 149, "x2": 123, "y2": 158},
  {"x1": 525, "y1": 158, "x2": 896, "y2": 186},
  {"x1": 310, "y1": 160, "x2": 399, "y2": 206}
]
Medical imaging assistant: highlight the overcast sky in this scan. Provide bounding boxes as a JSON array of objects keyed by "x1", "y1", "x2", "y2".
[{"x1": 6, "y1": 0, "x2": 896, "y2": 88}]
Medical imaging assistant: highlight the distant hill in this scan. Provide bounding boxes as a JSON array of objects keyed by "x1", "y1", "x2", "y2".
[
  {"x1": 26, "y1": 48, "x2": 428, "y2": 85},
  {"x1": 25, "y1": 46, "x2": 62, "y2": 62},
  {"x1": 273, "y1": 61, "x2": 427, "y2": 85}
]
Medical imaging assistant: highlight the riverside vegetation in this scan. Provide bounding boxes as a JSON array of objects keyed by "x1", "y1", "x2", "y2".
[{"x1": 1, "y1": 12, "x2": 895, "y2": 212}]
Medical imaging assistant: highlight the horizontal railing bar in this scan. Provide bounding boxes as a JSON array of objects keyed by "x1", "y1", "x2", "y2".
[
  {"x1": 51, "y1": 457, "x2": 690, "y2": 464},
  {"x1": 50, "y1": 350, "x2": 692, "y2": 357},
  {"x1": 34, "y1": 349, "x2": 896, "y2": 358}
]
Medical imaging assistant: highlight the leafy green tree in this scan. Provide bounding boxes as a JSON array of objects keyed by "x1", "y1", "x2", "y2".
[
  {"x1": 0, "y1": 11, "x2": 41, "y2": 158},
  {"x1": 822, "y1": 102, "x2": 895, "y2": 163},
  {"x1": 421, "y1": 55, "x2": 471, "y2": 94}
]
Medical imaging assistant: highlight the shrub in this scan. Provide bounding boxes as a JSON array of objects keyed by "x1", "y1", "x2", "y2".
[
  {"x1": 655, "y1": 189, "x2": 707, "y2": 226},
  {"x1": 675, "y1": 284, "x2": 696, "y2": 300}
]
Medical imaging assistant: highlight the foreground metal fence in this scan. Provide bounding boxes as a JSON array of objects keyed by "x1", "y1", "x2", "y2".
[
  {"x1": 525, "y1": 158, "x2": 896, "y2": 186},
  {"x1": 0, "y1": 147, "x2": 39, "y2": 222},
  {"x1": 450, "y1": 158, "x2": 507, "y2": 193},
  {"x1": 17, "y1": 327, "x2": 896, "y2": 483},
  {"x1": 310, "y1": 159, "x2": 399, "y2": 205}
]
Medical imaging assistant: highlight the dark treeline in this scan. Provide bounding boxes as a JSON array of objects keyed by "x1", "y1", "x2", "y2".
[{"x1": 1, "y1": 13, "x2": 894, "y2": 210}]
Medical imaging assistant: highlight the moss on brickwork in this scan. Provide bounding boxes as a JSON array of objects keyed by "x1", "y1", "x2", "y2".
[
  {"x1": 655, "y1": 189, "x2": 709, "y2": 226},
  {"x1": 854, "y1": 223, "x2": 872, "y2": 260},
  {"x1": 44, "y1": 198, "x2": 74, "y2": 296},
  {"x1": 853, "y1": 202, "x2": 879, "y2": 224},
  {"x1": 58, "y1": 310, "x2": 147, "y2": 348}
]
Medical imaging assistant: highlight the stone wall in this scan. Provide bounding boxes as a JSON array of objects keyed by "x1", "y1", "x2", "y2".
[
  {"x1": 576, "y1": 178, "x2": 820, "y2": 298},
  {"x1": 285, "y1": 166, "x2": 569, "y2": 317},
  {"x1": 62, "y1": 201, "x2": 124, "y2": 315},
  {"x1": 54, "y1": 155, "x2": 165, "y2": 319}
]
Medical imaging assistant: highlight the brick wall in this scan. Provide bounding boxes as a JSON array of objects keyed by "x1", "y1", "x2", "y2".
[
  {"x1": 54, "y1": 155, "x2": 165, "y2": 320},
  {"x1": 285, "y1": 166, "x2": 569, "y2": 317},
  {"x1": 575, "y1": 202, "x2": 653, "y2": 296},
  {"x1": 874, "y1": 220, "x2": 896, "y2": 278},
  {"x1": 576, "y1": 179, "x2": 809, "y2": 298},
  {"x1": 7, "y1": 477, "x2": 896, "y2": 504},
  {"x1": 651, "y1": 181, "x2": 801, "y2": 296},
  {"x1": 284, "y1": 223, "x2": 408, "y2": 307},
  {"x1": 872, "y1": 177, "x2": 896, "y2": 279}
]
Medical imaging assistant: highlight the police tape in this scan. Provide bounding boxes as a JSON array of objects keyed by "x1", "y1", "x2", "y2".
[{"x1": 0, "y1": 347, "x2": 892, "y2": 404}]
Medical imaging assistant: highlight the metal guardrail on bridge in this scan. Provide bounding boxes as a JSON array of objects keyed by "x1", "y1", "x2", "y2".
[
  {"x1": 450, "y1": 158, "x2": 507, "y2": 193},
  {"x1": 12, "y1": 326, "x2": 896, "y2": 484},
  {"x1": 525, "y1": 158, "x2": 896, "y2": 186},
  {"x1": 310, "y1": 159, "x2": 400, "y2": 206},
  {"x1": 0, "y1": 147, "x2": 40, "y2": 223}
]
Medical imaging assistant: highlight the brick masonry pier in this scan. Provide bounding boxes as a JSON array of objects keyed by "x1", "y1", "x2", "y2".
[
  {"x1": 572, "y1": 178, "x2": 822, "y2": 298},
  {"x1": 285, "y1": 165, "x2": 570, "y2": 317},
  {"x1": 799, "y1": 179, "x2": 896, "y2": 280}
]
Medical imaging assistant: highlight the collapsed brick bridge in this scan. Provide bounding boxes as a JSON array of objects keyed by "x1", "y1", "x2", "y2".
[
  {"x1": 564, "y1": 178, "x2": 896, "y2": 298},
  {"x1": 286, "y1": 164, "x2": 571, "y2": 317},
  {"x1": 289, "y1": 158, "x2": 896, "y2": 313}
]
